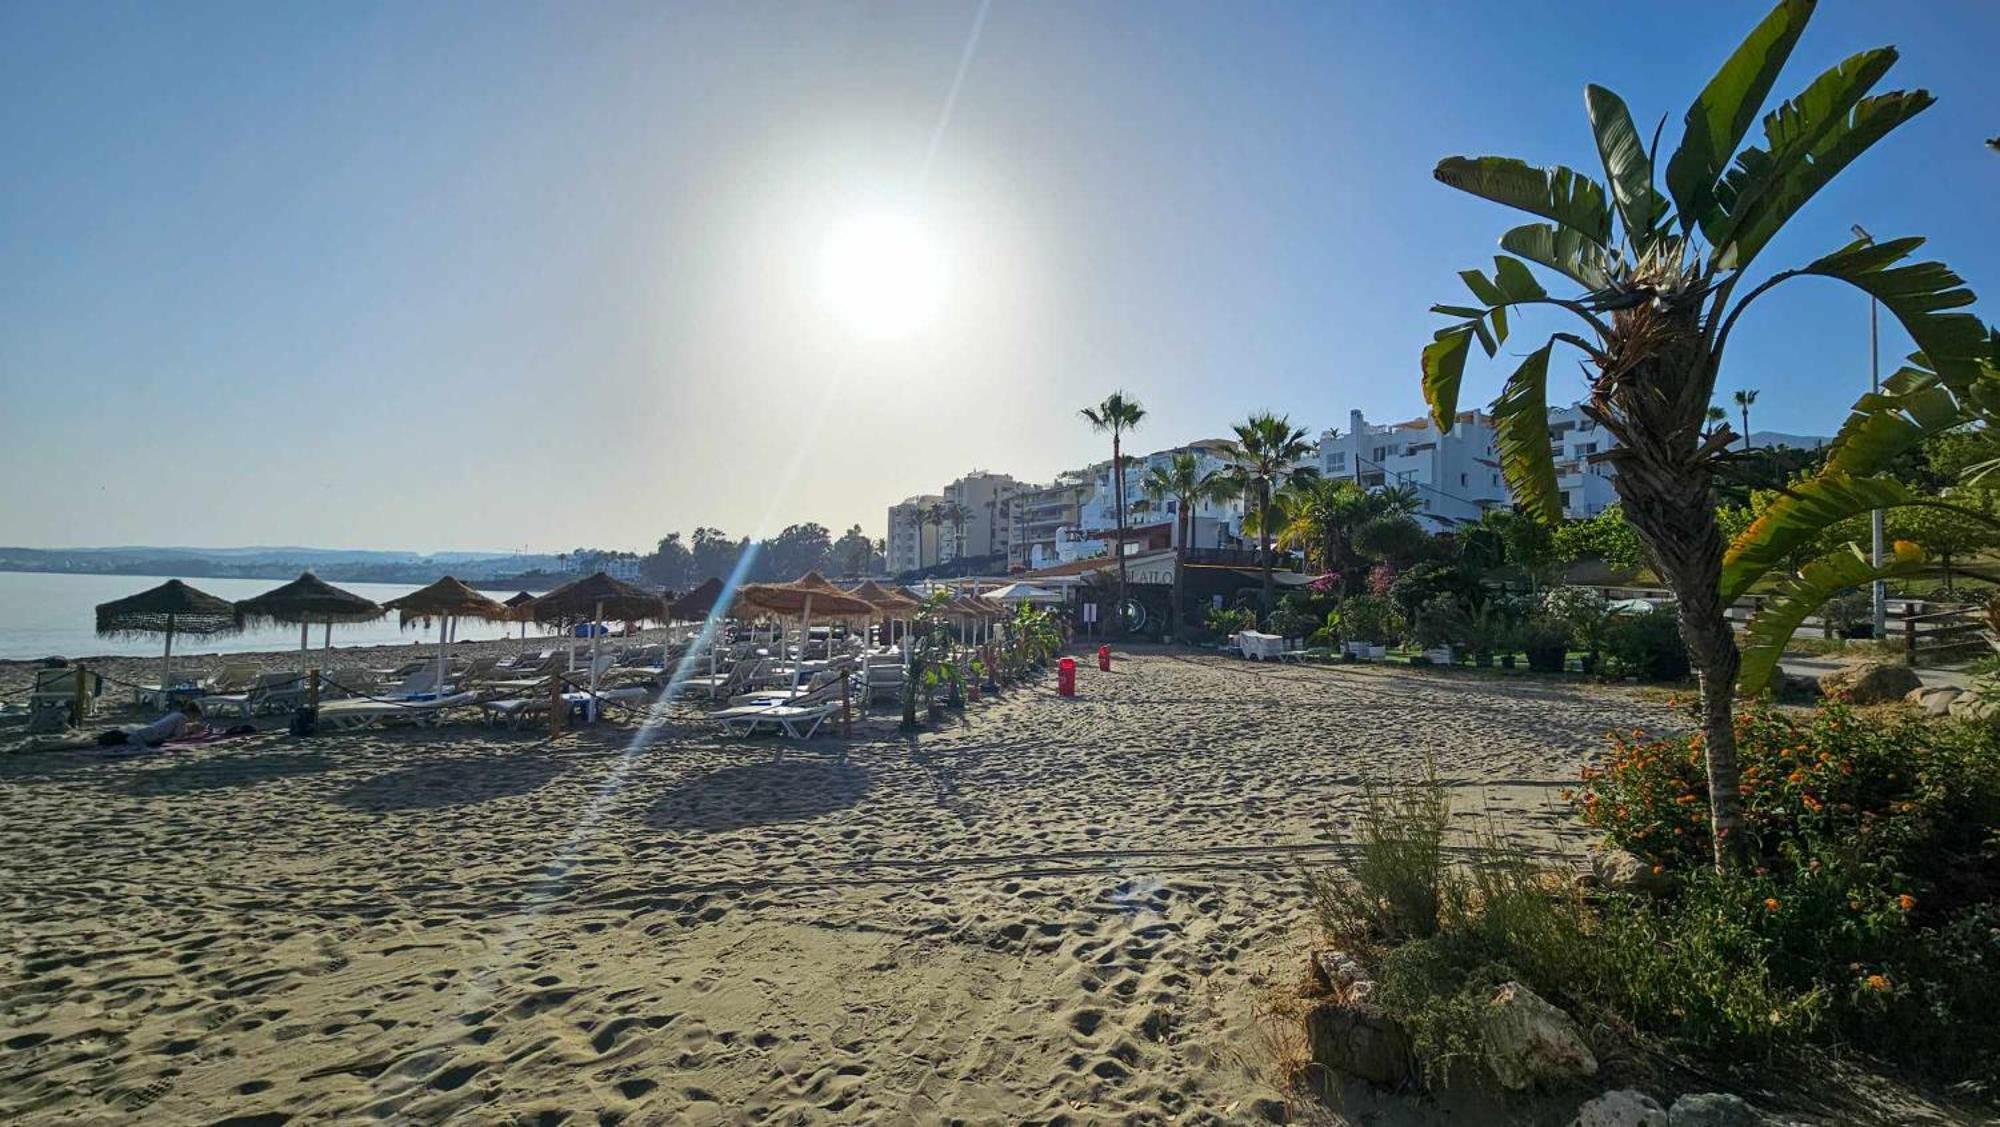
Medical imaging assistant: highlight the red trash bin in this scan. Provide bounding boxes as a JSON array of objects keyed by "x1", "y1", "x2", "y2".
[
  {"x1": 1097, "y1": 644, "x2": 1112, "y2": 672},
  {"x1": 1057, "y1": 657, "x2": 1077, "y2": 697}
]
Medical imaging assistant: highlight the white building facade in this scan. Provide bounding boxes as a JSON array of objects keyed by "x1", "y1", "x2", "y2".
[
  {"x1": 940, "y1": 472, "x2": 1023, "y2": 564},
  {"x1": 885, "y1": 494, "x2": 942, "y2": 574},
  {"x1": 1054, "y1": 440, "x2": 1247, "y2": 566},
  {"x1": 1317, "y1": 404, "x2": 1618, "y2": 524}
]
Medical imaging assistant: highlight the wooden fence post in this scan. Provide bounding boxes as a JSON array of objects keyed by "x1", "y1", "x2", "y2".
[
  {"x1": 74, "y1": 662, "x2": 88, "y2": 727},
  {"x1": 841, "y1": 670, "x2": 852, "y2": 737},
  {"x1": 307, "y1": 669, "x2": 321, "y2": 710},
  {"x1": 1905, "y1": 615, "x2": 1917, "y2": 663}
]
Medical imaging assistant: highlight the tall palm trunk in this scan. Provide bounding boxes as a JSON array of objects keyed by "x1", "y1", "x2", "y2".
[
  {"x1": 1112, "y1": 434, "x2": 1128, "y2": 637},
  {"x1": 1739, "y1": 404, "x2": 1752, "y2": 450},
  {"x1": 1611, "y1": 408, "x2": 1746, "y2": 869},
  {"x1": 1172, "y1": 505, "x2": 1189, "y2": 642},
  {"x1": 1258, "y1": 482, "x2": 1275, "y2": 622}
]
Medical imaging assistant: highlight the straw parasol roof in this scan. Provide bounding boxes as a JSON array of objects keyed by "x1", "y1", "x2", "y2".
[
  {"x1": 504, "y1": 591, "x2": 537, "y2": 611},
  {"x1": 95, "y1": 579, "x2": 242, "y2": 640},
  {"x1": 847, "y1": 579, "x2": 921, "y2": 614},
  {"x1": 736, "y1": 571, "x2": 874, "y2": 618},
  {"x1": 236, "y1": 572, "x2": 385, "y2": 628},
  {"x1": 383, "y1": 576, "x2": 511, "y2": 626},
  {"x1": 527, "y1": 571, "x2": 666, "y2": 624},
  {"x1": 669, "y1": 576, "x2": 726, "y2": 621}
]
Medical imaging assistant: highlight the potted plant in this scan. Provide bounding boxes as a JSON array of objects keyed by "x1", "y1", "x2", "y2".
[
  {"x1": 1412, "y1": 593, "x2": 1468, "y2": 665},
  {"x1": 1520, "y1": 617, "x2": 1570, "y2": 673}
]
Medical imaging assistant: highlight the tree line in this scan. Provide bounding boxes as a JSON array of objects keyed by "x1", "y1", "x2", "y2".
[{"x1": 635, "y1": 524, "x2": 883, "y2": 592}]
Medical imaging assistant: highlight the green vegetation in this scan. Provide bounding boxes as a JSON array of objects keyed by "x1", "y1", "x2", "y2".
[
  {"x1": 1220, "y1": 413, "x2": 1319, "y2": 623},
  {"x1": 1080, "y1": 391, "x2": 1147, "y2": 636},
  {"x1": 1312, "y1": 707, "x2": 2000, "y2": 1090},
  {"x1": 1138, "y1": 452, "x2": 1240, "y2": 641},
  {"x1": 1420, "y1": 0, "x2": 1988, "y2": 869}
]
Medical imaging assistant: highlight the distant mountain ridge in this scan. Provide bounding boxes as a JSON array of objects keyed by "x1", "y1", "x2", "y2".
[{"x1": 0, "y1": 545, "x2": 569, "y2": 585}]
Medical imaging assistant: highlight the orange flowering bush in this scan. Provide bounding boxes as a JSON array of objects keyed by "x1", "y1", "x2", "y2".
[{"x1": 1572, "y1": 702, "x2": 2000, "y2": 1078}]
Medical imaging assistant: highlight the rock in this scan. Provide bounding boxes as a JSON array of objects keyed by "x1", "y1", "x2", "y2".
[
  {"x1": 1249, "y1": 1095, "x2": 1289, "y2": 1122},
  {"x1": 1590, "y1": 846, "x2": 1674, "y2": 895},
  {"x1": 1306, "y1": 999, "x2": 1413, "y2": 1087},
  {"x1": 1949, "y1": 689, "x2": 2000, "y2": 724},
  {"x1": 1773, "y1": 672, "x2": 1821, "y2": 702},
  {"x1": 1479, "y1": 981, "x2": 1597, "y2": 1091},
  {"x1": 1816, "y1": 660, "x2": 1921, "y2": 705},
  {"x1": 1668, "y1": 1092, "x2": 1760, "y2": 1127},
  {"x1": 1312, "y1": 949, "x2": 1369, "y2": 993},
  {"x1": 1905, "y1": 685, "x2": 1962, "y2": 718},
  {"x1": 1573, "y1": 1089, "x2": 1668, "y2": 1127}
]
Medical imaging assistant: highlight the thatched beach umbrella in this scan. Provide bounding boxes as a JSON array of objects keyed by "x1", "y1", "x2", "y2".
[
  {"x1": 848, "y1": 579, "x2": 920, "y2": 646},
  {"x1": 236, "y1": 572, "x2": 385, "y2": 669},
  {"x1": 95, "y1": 579, "x2": 242, "y2": 692},
  {"x1": 504, "y1": 591, "x2": 537, "y2": 643},
  {"x1": 527, "y1": 572, "x2": 667, "y2": 714},
  {"x1": 736, "y1": 571, "x2": 875, "y2": 690},
  {"x1": 383, "y1": 577, "x2": 511, "y2": 693},
  {"x1": 669, "y1": 576, "x2": 726, "y2": 623}
]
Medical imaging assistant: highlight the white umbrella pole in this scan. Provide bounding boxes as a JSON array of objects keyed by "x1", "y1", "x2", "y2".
[
  {"x1": 793, "y1": 594, "x2": 813, "y2": 691},
  {"x1": 300, "y1": 621, "x2": 309, "y2": 673},
  {"x1": 324, "y1": 621, "x2": 332, "y2": 650},
  {"x1": 162, "y1": 617, "x2": 174, "y2": 698},
  {"x1": 437, "y1": 616, "x2": 450, "y2": 693},
  {"x1": 588, "y1": 598, "x2": 603, "y2": 722}
]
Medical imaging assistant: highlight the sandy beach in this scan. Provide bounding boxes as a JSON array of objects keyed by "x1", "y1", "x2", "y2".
[{"x1": 1, "y1": 646, "x2": 1681, "y2": 1123}]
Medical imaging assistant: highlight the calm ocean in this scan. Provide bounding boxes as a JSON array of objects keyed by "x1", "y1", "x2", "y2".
[{"x1": 0, "y1": 571, "x2": 534, "y2": 660}]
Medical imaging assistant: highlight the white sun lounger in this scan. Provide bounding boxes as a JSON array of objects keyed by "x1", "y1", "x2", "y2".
[
  {"x1": 315, "y1": 692, "x2": 477, "y2": 731},
  {"x1": 712, "y1": 700, "x2": 842, "y2": 739},
  {"x1": 477, "y1": 687, "x2": 650, "y2": 729}
]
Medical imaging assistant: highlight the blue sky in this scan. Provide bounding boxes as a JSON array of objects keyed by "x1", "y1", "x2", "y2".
[{"x1": 2, "y1": 1, "x2": 1994, "y2": 553}]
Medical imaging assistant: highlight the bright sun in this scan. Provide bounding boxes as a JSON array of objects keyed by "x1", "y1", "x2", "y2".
[{"x1": 816, "y1": 213, "x2": 945, "y2": 340}]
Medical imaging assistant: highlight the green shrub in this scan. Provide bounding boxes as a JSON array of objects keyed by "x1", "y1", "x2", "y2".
[
  {"x1": 1335, "y1": 594, "x2": 1399, "y2": 646},
  {"x1": 1410, "y1": 593, "x2": 1469, "y2": 651},
  {"x1": 1308, "y1": 765, "x2": 1456, "y2": 945},
  {"x1": 1602, "y1": 610, "x2": 1689, "y2": 681},
  {"x1": 1519, "y1": 618, "x2": 1569, "y2": 673},
  {"x1": 1573, "y1": 703, "x2": 2000, "y2": 1076},
  {"x1": 1206, "y1": 605, "x2": 1255, "y2": 636},
  {"x1": 1267, "y1": 593, "x2": 1321, "y2": 639}
]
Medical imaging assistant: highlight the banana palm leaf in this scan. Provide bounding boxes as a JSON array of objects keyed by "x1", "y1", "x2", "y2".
[
  {"x1": 1817, "y1": 366, "x2": 1967, "y2": 481},
  {"x1": 1584, "y1": 84, "x2": 1664, "y2": 241},
  {"x1": 1800, "y1": 237, "x2": 1984, "y2": 386},
  {"x1": 1665, "y1": 0, "x2": 1813, "y2": 236},
  {"x1": 1501, "y1": 223, "x2": 1611, "y2": 289},
  {"x1": 1433, "y1": 157, "x2": 1612, "y2": 247},
  {"x1": 1721, "y1": 473, "x2": 1917, "y2": 603},
  {"x1": 1738, "y1": 539, "x2": 1925, "y2": 695},
  {"x1": 1422, "y1": 326, "x2": 1475, "y2": 429},
  {"x1": 1718, "y1": 86, "x2": 1933, "y2": 269},
  {"x1": 1491, "y1": 343, "x2": 1562, "y2": 526}
]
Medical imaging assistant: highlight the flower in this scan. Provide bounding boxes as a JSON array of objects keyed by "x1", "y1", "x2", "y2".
[
  {"x1": 1764, "y1": 898, "x2": 1781, "y2": 913},
  {"x1": 1865, "y1": 974, "x2": 1891, "y2": 992},
  {"x1": 1898, "y1": 894, "x2": 1917, "y2": 912}
]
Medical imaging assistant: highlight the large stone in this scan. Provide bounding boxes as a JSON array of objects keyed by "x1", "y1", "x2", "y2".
[
  {"x1": 1816, "y1": 660, "x2": 1921, "y2": 705},
  {"x1": 1306, "y1": 999, "x2": 1413, "y2": 1087},
  {"x1": 1949, "y1": 689, "x2": 2000, "y2": 724},
  {"x1": 1668, "y1": 1092, "x2": 1760, "y2": 1127},
  {"x1": 1905, "y1": 685, "x2": 1962, "y2": 718},
  {"x1": 1590, "y1": 846, "x2": 1674, "y2": 896},
  {"x1": 1573, "y1": 1089, "x2": 1668, "y2": 1127},
  {"x1": 1479, "y1": 981, "x2": 1597, "y2": 1091}
]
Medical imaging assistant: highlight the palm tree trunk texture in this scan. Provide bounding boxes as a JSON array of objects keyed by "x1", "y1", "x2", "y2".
[
  {"x1": 1258, "y1": 482, "x2": 1275, "y2": 623},
  {"x1": 1173, "y1": 506, "x2": 1189, "y2": 642},
  {"x1": 1113, "y1": 435, "x2": 1128, "y2": 637},
  {"x1": 1613, "y1": 451, "x2": 1746, "y2": 870}
]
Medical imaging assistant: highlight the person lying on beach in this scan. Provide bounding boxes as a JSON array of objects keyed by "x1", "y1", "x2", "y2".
[{"x1": 95, "y1": 702, "x2": 208, "y2": 749}]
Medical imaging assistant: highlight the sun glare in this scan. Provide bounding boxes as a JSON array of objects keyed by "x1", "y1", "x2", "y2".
[{"x1": 817, "y1": 212, "x2": 945, "y2": 340}]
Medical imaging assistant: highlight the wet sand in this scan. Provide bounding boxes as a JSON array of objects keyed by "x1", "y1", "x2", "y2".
[{"x1": 0, "y1": 647, "x2": 1679, "y2": 1123}]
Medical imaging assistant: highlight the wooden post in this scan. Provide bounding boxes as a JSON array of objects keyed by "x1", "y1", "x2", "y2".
[
  {"x1": 73, "y1": 662, "x2": 88, "y2": 727},
  {"x1": 841, "y1": 669, "x2": 852, "y2": 737},
  {"x1": 550, "y1": 674, "x2": 565, "y2": 738},
  {"x1": 1905, "y1": 614, "x2": 1917, "y2": 663},
  {"x1": 307, "y1": 668, "x2": 321, "y2": 710}
]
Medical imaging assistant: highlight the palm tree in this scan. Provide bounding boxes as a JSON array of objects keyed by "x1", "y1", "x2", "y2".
[
  {"x1": 1419, "y1": 0, "x2": 1975, "y2": 867},
  {"x1": 1080, "y1": 392, "x2": 1147, "y2": 634},
  {"x1": 941, "y1": 502, "x2": 970, "y2": 567},
  {"x1": 1220, "y1": 412, "x2": 1318, "y2": 621},
  {"x1": 919, "y1": 502, "x2": 948, "y2": 571},
  {"x1": 1734, "y1": 388, "x2": 1760, "y2": 450},
  {"x1": 1264, "y1": 477, "x2": 1422, "y2": 580},
  {"x1": 1139, "y1": 452, "x2": 1240, "y2": 640}
]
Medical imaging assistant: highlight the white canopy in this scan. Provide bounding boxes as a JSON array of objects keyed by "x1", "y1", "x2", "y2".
[{"x1": 980, "y1": 582, "x2": 1064, "y2": 605}]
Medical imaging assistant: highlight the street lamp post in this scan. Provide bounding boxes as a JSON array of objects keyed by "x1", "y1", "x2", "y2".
[{"x1": 1853, "y1": 224, "x2": 1887, "y2": 638}]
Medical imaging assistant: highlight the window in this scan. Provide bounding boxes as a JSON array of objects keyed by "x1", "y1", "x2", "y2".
[
  {"x1": 1459, "y1": 473, "x2": 1467, "y2": 485},
  {"x1": 1326, "y1": 451, "x2": 1346, "y2": 468}
]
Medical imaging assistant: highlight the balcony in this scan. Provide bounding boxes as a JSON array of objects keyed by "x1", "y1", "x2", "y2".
[{"x1": 1183, "y1": 547, "x2": 1298, "y2": 571}]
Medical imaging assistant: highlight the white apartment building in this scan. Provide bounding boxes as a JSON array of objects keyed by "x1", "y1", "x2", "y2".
[
  {"x1": 1317, "y1": 405, "x2": 1617, "y2": 524},
  {"x1": 885, "y1": 494, "x2": 942, "y2": 574},
  {"x1": 1547, "y1": 404, "x2": 1619, "y2": 518},
  {"x1": 939, "y1": 471, "x2": 1024, "y2": 564},
  {"x1": 1055, "y1": 439, "x2": 1247, "y2": 566}
]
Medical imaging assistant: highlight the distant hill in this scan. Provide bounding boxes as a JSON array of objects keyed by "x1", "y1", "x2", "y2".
[
  {"x1": 1749, "y1": 431, "x2": 1831, "y2": 450},
  {"x1": 0, "y1": 545, "x2": 567, "y2": 584}
]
